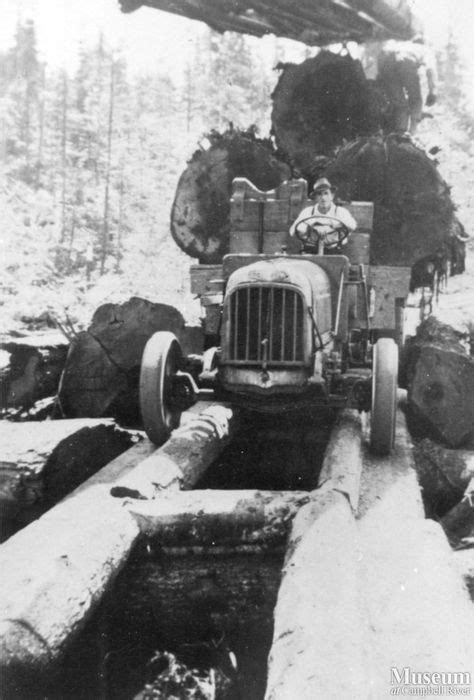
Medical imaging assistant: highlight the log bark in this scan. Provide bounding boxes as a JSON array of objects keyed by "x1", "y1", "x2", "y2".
[
  {"x1": 271, "y1": 51, "x2": 385, "y2": 170},
  {"x1": 128, "y1": 489, "x2": 310, "y2": 547},
  {"x1": 0, "y1": 419, "x2": 140, "y2": 533},
  {"x1": 325, "y1": 134, "x2": 462, "y2": 278},
  {"x1": 0, "y1": 485, "x2": 140, "y2": 696},
  {"x1": 403, "y1": 317, "x2": 474, "y2": 447},
  {"x1": 265, "y1": 488, "x2": 368, "y2": 700},
  {"x1": 0, "y1": 333, "x2": 68, "y2": 412},
  {"x1": 111, "y1": 402, "x2": 240, "y2": 499},
  {"x1": 57, "y1": 296, "x2": 203, "y2": 423},
  {"x1": 170, "y1": 128, "x2": 291, "y2": 264}
]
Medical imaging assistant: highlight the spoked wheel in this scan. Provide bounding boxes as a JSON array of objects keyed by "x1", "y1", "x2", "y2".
[
  {"x1": 139, "y1": 331, "x2": 183, "y2": 445},
  {"x1": 370, "y1": 337, "x2": 398, "y2": 455}
]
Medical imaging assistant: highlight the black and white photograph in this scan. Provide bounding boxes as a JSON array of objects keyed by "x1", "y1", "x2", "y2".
[{"x1": 0, "y1": 0, "x2": 473, "y2": 697}]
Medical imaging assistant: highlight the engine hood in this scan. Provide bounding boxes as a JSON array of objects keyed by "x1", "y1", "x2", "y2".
[{"x1": 226, "y1": 257, "x2": 331, "y2": 307}]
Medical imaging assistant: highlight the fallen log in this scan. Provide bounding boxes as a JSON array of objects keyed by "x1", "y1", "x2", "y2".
[
  {"x1": 325, "y1": 134, "x2": 462, "y2": 278},
  {"x1": 128, "y1": 489, "x2": 310, "y2": 547},
  {"x1": 0, "y1": 485, "x2": 140, "y2": 696},
  {"x1": 0, "y1": 333, "x2": 68, "y2": 413},
  {"x1": 0, "y1": 419, "x2": 140, "y2": 535},
  {"x1": 271, "y1": 51, "x2": 385, "y2": 171},
  {"x1": 0, "y1": 401, "x2": 238, "y2": 693},
  {"x1": 111, "y1": 402, "x2": 240, "y2": 499},
  {"x1": 57, "y1": 296, "x2": 203, "y2": 423},
  {"x1": 265, "y1": 410, "x2": 366, "y2": 699},
  {"x1": 403, "y1": 317, "x2": 474, "y2": 447},
  {"x1": 170, "y1": 127, "x2": 291, "y2": 264},
  {"x1": 265, "y1": 488, "x2": 368, "y2": 700}
]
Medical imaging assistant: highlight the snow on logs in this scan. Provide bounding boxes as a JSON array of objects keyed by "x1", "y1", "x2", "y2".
[
  {"x1": 0, "y1": 418, "x2": 138, "y2": 530},
  {"x1": 170, "y1": 128, "x2": 291, "y2": 264},
  {"x1": 0, "y1": 403, "x2": 239, "y2": 691},
  {"x1": 265, "y1": 410, "x2": 367, "y2": 700}
]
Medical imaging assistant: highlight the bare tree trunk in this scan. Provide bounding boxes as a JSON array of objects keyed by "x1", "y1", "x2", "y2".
[
  {"x1": 100, "y1": 61, "x2": 115, "y2": 275},
  {"x1": 59, "y1": 72, "x2": 68, "y2": 244},
  {"x1": 35, "y1": 64, "x2": 45, "y2": 189}
]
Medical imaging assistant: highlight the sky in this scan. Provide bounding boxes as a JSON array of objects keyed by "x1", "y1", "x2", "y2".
[{"x1": 1, "y1": 0, "x2": 474, "y2": 92}]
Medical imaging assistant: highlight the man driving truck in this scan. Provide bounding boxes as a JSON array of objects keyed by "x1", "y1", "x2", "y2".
[{"x1": 290, "y1": 178, "x2": 356, "y2": 248}]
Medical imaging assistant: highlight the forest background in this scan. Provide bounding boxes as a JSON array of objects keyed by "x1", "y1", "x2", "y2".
[{"x1": 1, "y1": 13, "x2": 474, "y2": 337}]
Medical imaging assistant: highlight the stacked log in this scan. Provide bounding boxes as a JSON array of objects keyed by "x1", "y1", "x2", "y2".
[
  {"x1": 57, "y1": 297, "x2": 202, "y2": 423},
  {"x1": 325, "y1": 134, "x2": 463, "y2": 278},
  {"x1": 170, "y1": 128, "x2": 291, "y2": 264},
  {"x1": 271, "y1": 51, "x2": 385, "y2": 171}
]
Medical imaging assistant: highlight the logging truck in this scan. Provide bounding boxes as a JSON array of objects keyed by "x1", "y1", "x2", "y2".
[{"x1": 140, "y1": 178, "x2": 412, "y2": 454}]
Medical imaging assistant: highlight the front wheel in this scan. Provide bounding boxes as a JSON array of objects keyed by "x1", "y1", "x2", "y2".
[
  {"x1": 370, "y1": 337, "x2": 398, "y2": 455},
  {"x1": 139, "y1": 331, "x2": 183, "y2": 445}
]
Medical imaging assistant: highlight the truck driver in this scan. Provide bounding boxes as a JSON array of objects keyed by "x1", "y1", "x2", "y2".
[{"x1": 289, "y1": 177, "x2": 356, "y2": 249}]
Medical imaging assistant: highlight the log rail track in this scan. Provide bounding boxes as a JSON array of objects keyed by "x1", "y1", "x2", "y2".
[{"x1": 0, "y1": 399, "x2": 473, "y2": 698}]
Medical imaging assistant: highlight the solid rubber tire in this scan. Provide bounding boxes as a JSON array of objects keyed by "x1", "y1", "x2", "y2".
[
  {"x1": 139, "y1": 331, "x2": 182, "y2": 445},
  {"x1": 370, "y1": 337, "x2": 398, "y2": 455}
]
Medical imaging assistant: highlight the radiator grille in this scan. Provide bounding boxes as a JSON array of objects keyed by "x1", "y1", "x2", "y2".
[{"x1": 228, "y1": 286, "x2": 305, "y2": 364}]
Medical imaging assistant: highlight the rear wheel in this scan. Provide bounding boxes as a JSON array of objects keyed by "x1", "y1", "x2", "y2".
[
  {"x1": 370, "y1": 337, "x2": 398, "y2": 455},
  {"x1": 139, "y1": 331, "x2": 183, "y2": 445}
]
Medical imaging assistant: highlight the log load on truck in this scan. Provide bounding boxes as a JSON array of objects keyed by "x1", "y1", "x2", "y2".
[{"x1": 140, "y1": 178, "x2": 412, "y2": 455}]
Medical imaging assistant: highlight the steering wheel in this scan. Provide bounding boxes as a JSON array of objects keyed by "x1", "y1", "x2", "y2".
[{"x1": 294, "y1": 214, "x2": 350, "y2": 251}]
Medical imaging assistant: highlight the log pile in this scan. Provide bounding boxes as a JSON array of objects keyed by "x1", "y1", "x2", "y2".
[
  {"x1": 271, "y1": 51, "x2": 385, "y2": 171},
  {"x1": 57, "y1": 297, "x2": 202, "y2": 423},
  {"x1": 170, "y1": 128, "x2": 291, "y2": 264}
]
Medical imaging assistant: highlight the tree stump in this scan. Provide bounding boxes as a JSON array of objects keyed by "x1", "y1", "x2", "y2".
[{"x1": 57, "y1": 297, "x2": 202, "y2": 423}]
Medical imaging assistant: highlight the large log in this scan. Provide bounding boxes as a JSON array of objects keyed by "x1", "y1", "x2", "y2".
[
  {"x1": 325, "y1": 134, "x2": 463, "y2": 278},
  {"x1": 57, "y1": 296, "x2": 203, "y2": 423},
  {"x1": 265, "y1": 488, "x2": 368, "y2": 700},
  {"x1": 0, "y1": 333, "x2": 68, "y2": 413},
  {"x1": 265, "y1": 410, "x2": 366, "y2": 699},
  {"x1": 128, "y1": 489, "x2": 310, "y2": 547},
  {"x1": 0, "y1": 403, "x2": 236, "y2": 693},
  {"x1": 170, "y1": 127, "x2": 291, "y2": 264},
  {"x1": 111, "y1": 402, "x2": 240, "y2": 499},
  {"x1": 403, "y1": 317, "x2": 474, "y2": 447},
  {"x1": 271, "y1": 51, "x2": 385, "y2": 171},
  {"x1": 0, "y1": 419, "x2": 137, "y2": 529}
]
